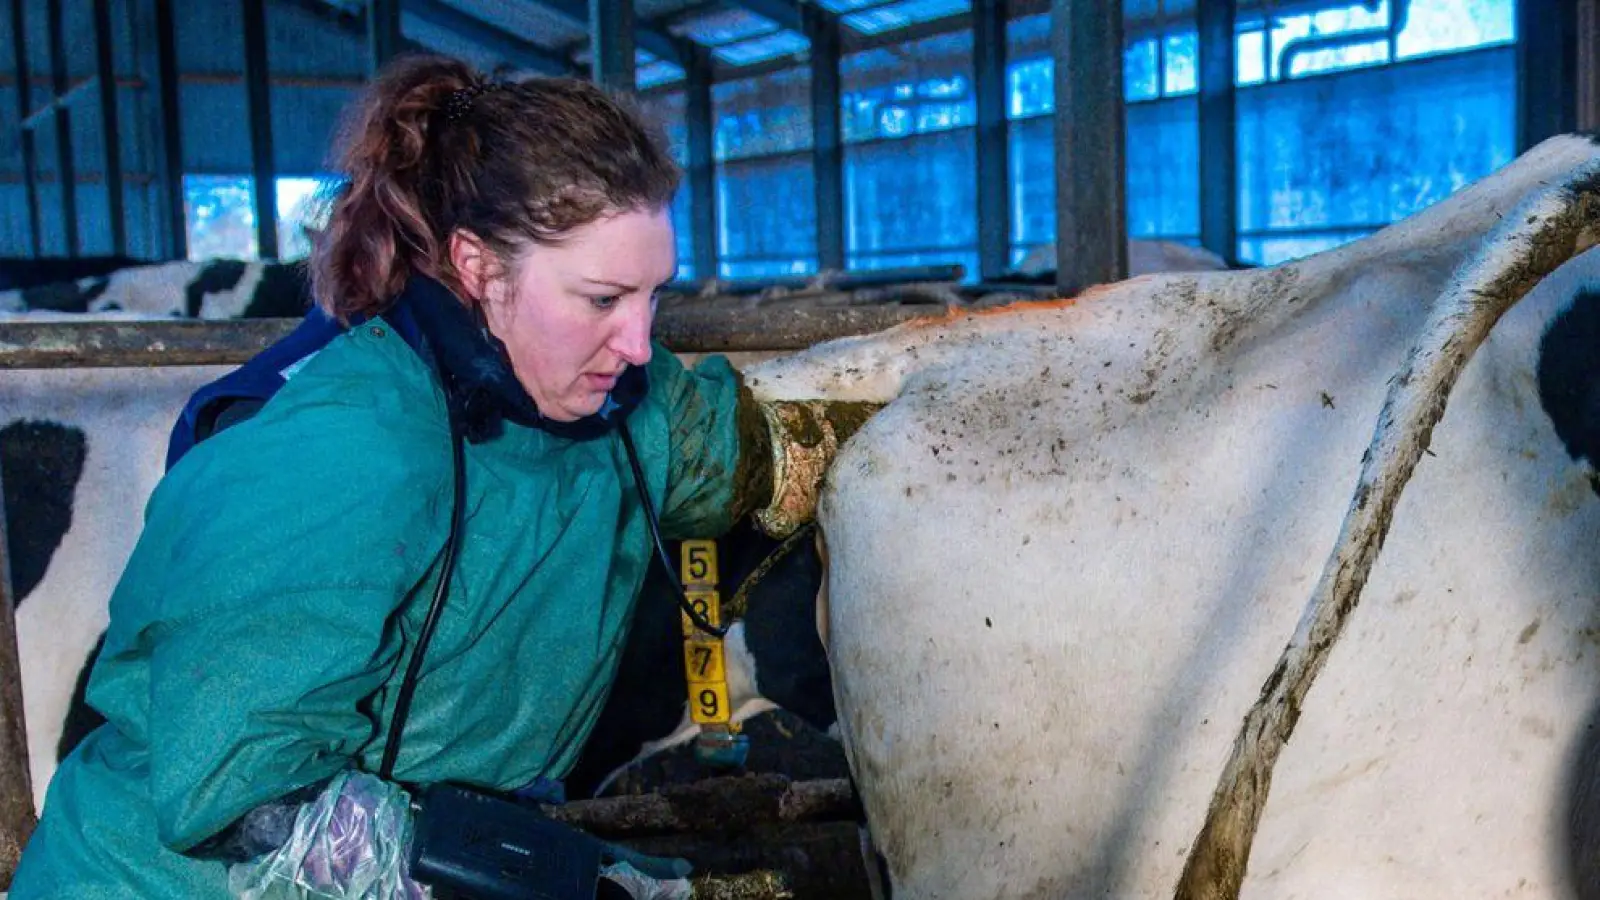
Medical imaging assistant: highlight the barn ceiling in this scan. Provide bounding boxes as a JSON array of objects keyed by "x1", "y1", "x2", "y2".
[{"x1": 307, "y1": 0, "x2": 994, "y2": 87}]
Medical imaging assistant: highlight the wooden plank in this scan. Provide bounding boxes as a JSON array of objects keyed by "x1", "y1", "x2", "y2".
[
  {"x1": 0, "y1": 304, "x2": 946, "y2": 368},
  {"x1": 0, "y1": 467, "x2": 36, "y2": 889}
]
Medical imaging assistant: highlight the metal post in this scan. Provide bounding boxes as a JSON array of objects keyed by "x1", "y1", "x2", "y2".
[
  {"x1": 368, "y1": 0, "x2": 403, "y2": 74},
  {"x1": 1198, "y1": 0, "x2": 1236, "y2": 261},
  {"x1": 9, "y1": 0, "x2": 42, "y2": 256},
  {"x1": 0, "y1": 467, "x2": 37, "y2": 889},
  {"x1": 808, "y1": 6, "x2": 844, "y2": 272},
  {"x1": 155, "y1": 0, "x2": 187, "y2": 259},
  {"x1": 47, "y1": 0, "x2": 79, "y2": 258},
  {"x1": 686, "y1": 45, "x2": 719, "y2": 280},
  {"x1": 973, "y1": 0, "x2": 1011, "y2": 280},
  {"x1": 1578, "y1": 0, "x2": 1600, "y2": 132},
  {"x1": 93, "y1": 0, "x2": 127, "y2": 256},
  {"x1": 242, "y1": 0, "x2": 279, "y2": 259},
  {"x1": 1052, "y1": 0, "x2": 1126, "y2": 295},
  {"x1": 590, "y1": 0, "x2": 636, "y2": 91},
  {"x1": 1517, "y1": 0, "x2": 1577, "y2": 152}
]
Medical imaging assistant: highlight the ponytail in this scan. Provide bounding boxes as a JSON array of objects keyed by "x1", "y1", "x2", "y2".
[{"x1": 312, "y1": 55, "x2": 681, "y2": 322}]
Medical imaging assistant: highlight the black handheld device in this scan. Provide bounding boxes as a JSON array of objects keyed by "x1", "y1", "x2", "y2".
[{"x1": 409, "y1": 783, "x2": 604, "y2": 900}]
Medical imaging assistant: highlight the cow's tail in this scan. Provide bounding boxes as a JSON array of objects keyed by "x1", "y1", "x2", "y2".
[{"x1": 1173, "y1": 157, "x2": 1600, "y2": 900}]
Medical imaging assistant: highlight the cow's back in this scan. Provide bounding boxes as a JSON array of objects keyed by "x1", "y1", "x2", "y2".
[{"x1": 752, "y1": 137, "x2": 1600, "y2": 899}]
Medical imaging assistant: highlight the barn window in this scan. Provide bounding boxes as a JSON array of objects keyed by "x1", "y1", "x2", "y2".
[
  {"x1": 1004, "y1": 0, "x2": 1517, "y2": 268},
  {"x1": 182, "y1": 175, "x2": 338, "y2": 263},
  {"x1": 713, "y1": 69, "x2": 819, "y2": 278},
  {"x1": 638, "y1": 90, "x2": 697, "y2": 283},
  {"x1": 842, "y1": 30, "x2": 980, "y2": 277}
]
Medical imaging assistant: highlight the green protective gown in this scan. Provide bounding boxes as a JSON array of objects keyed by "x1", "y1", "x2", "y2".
[{"x1": 10, "y1": 320, "x2": 749, "y2": 897}]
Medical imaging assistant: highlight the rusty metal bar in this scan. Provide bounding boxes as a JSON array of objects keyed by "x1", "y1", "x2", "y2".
[
  {"x1": 0, "y1": 305, "x2": 945, "y2": 369},
  {"x1": 0, "y1": 465, "x2": 36, "y2": 888}
]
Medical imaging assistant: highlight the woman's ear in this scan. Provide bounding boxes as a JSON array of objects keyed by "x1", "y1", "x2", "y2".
[{"x1": 449, "y1": 230, "x2": 499, "y2": 303}]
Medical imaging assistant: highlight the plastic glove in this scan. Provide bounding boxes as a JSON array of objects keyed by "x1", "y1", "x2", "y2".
[
  {"x1": 227, "y1": 770, "x2": 429, "y2": 900},
  {"x1": 600, "y1": 860, "x2": 692, "y2": 900}
]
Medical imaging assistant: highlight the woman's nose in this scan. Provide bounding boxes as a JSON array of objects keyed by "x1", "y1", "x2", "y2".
[{"x1": 611, "y1": 300, "x2": 653, "y2": 367}]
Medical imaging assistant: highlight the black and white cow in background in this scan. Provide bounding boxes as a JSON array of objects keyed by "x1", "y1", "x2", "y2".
[{"x1": 0, "y1": 259, "x2": 314, "y2": 320}]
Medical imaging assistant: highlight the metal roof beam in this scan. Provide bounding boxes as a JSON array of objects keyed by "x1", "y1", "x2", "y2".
[
  {"x1": 590, "y1": 0, "x2": 635, "y2": 88},
  {"x1": 525, "y1": 0, "x2": 690, "y2": 68},
  {"x1": 407, "y1": 0, "x2": 575, "y2": 75},
  {"x1": 278, "y1": 0, "x2": 573, "y2": 75}
]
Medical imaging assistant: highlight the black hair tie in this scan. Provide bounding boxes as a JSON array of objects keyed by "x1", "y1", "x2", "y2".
[{"x1": 444, "y1": 81, "x2": 500, "y2": 124}]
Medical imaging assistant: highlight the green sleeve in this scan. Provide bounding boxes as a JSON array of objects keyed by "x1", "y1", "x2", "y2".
[
  {"x1": 646, "y1": 348, "x2": 765, "y2": 540},
  {"x1": 105, "y1": 355, "x2": 453, "y2": 852}
]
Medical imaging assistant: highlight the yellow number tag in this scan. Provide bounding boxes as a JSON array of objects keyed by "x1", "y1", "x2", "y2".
[
  {"x1": 683, "y1": 639, "x2": 726, "y2": 684},
  {"x1": 680, "y1": 540, "x2": 719, "y2": 587},
  {"x1": 691, "y1": 682, "x2": 731, "y2": 725},
  {"x1": 680, "y1": 590, "x2": 721, "y2": 634}
]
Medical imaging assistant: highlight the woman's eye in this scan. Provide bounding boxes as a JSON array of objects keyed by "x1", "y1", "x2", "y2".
[{"x1": 590, "y1": 295, "x2": 620, "y2": 310}]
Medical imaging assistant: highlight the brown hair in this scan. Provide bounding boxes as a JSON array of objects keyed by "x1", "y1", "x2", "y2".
[{"x1": 311, "y1": 55, "x2": 681, "y2": 320}]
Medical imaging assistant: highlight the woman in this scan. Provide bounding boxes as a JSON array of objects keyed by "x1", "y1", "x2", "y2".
[{"x1": 11, "y1": 56, "x2": 865, "y2": 897}]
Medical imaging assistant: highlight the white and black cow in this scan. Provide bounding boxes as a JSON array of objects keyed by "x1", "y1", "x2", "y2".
[
  {"x1": 735, "y1": 132, "x2": 1600, "y2": 898},
  {"x1": 0, "y1": 259, "x2": 313, "y2": 319}
]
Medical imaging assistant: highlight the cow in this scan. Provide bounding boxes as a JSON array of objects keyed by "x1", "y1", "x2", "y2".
[
  {"x1": 729, "y1": 131, "x2": 1600, "y2": 898},
  {"x1": 0, "y1": 259, "x2": 315, "y2": 319}
]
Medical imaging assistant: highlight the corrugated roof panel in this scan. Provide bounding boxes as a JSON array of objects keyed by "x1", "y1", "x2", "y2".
[
  {"x1": 638, "y1": 59, "x2": 686, "y2": 88},
  {"x1": 712, "y1": 30, "x2": 809, "y2": 65},
  {"x1": 668, "y1": 7, "x2": 780, "y2": 45},
  {"x1": 814, "y1": 0, "x2": 893, "y2": 12},
  {"x1": 843, "y1": 0, "x2": 967, "y2": 32}
]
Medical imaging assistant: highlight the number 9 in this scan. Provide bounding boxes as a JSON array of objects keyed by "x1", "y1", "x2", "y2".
[{"x1": 697, "y1": 688, "x2": 720, "y2": 718}]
